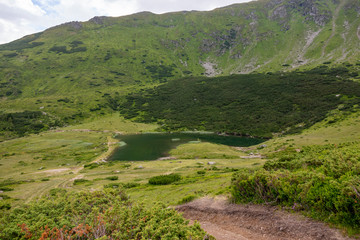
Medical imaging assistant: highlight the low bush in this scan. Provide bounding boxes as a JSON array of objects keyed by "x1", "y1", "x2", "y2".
[
  {"x1": 105, "y1": 176, "x2": 118, "y2": 181},
  {"x1": 103, "y1": 183, "x2": 120, "y2": 189},
  {"x1": 178, "y1": 195, "x2": 197, "y2": 204},
  {"x1": 104, "y1": 182, "x2": 140, "y2": 189},
  {"x1": 0, "y1": 187, "x2": 14, "y2": 192},
  {"x1": 73, "y1": 179, "x2": 90, "y2": 185},
  {"x1": 231, "y1": 142, "x2": 360, "y2": 233},
  {"x1": 148, "y1": 174, "x2": 181, "y2": 185},
  {"x1": 0, "y1": 188, "x2": 212, "y2": 240},
  {"x1": 84, "y1": 163, "x2": 101, "y2": 169},
  {"x1": 123, "y1": 182, "x2": 140, "y2": 188}
]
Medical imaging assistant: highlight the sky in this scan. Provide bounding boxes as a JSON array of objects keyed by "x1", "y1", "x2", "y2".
[{"x1": 0, "y1": 0, "x2": 252, "y2": 44}]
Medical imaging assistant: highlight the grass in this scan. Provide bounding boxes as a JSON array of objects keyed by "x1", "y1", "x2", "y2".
[
  {"x1": 2, "y1": 106, "x2": 360, "y2": 207},
  {"x1": 170, "y1": 142, "x2": 246, "y2": 159},
  {"x1": 0, "y1": 113, "x2": 265, "y2": 207},
  {"x1": 64, "y1": 114, "x2": 158, "y2": 133},
  {"x1": 261, "y1": 111, "x2": 360, "y2": 152}
]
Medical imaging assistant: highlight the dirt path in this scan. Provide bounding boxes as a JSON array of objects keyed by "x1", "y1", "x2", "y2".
[
  {"x1": 176, "y1": 197, "x2": 355, "y2": 240},
  {"x1": 32, "y1": 136, "x2": 119, "y2": 191}
]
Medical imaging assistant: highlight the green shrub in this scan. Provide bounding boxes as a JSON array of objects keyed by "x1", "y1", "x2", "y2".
[
  {"x1": 197, "y1": 170, "x2": 206, "y2": 175},
  {"x1": 0, "y1": 203, "x2": 11, "y2": 210},
  {"x1": 104, "y1": 183, "x2": 121, "y2": 189},
  {"x1": 149, "y1": 174, "x2": 181, "y2": 185},
  {"x1": 178, "y1": 195, "x2": 197, "y2": 204},
  {"x1": 84, "y1": 163, "x2": 101, "y2": 169},
  {"x1": 73, "y1": 179, "x2": 90, "y2": 185},
  {"x1": 0, "y1": 194, "x2": 11, "y2": 200},
  {"x1": 0, "y1": 187, "x2": 14, "y2": 192},
  {"x1": 105, "y1": 176, "x2": 118, "y2": 181},
  {"x1": 0, "y1": 188, "x2": 212, "y2": 240},
  {"x1": 123, "y1": 182, "x2": 140, "y2": 188},
  {"x1": 231, "y1": 142, "x2": 360, "y2": 233},
  {"x1": 104, "y1": 182, "x2": 140, "y2": 189},
  {"x1": 0, "y1": 111, "x2": 63, "y2": 139}
]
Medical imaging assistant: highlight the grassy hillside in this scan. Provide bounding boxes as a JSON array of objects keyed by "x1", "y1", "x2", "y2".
[{"x1": 0, "y1": 0, "x2": 359, "y2": 137}]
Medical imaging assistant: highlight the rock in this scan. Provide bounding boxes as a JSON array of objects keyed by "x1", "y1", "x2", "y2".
[
  {"x1": 158, "y1": 156, "x2": 177, "y2": 160},
  {"x1": 65, "y1": 21, "x2": 83, "y2": 30},
  {"x1": 0, "y1": 190, "x2": 3, "y2": 194},
  {"x1": 89, "y1": 16, "x2": 107, "y2": 25},
  {"x1": 207, "y1": 162, "x2": 216, "y2": 165},
  {"x1": 271, "y1": 5, "x2": 288, "y2": 19},
  {"x1": 137, "y1": 165, "x2": 144, "y2": 169},
  {"x1": 201, "y1": 61, "x2": 220, "y2": 77},
  {"x1": 230, "y1": 52, "x2": 242, "y2": 59}
]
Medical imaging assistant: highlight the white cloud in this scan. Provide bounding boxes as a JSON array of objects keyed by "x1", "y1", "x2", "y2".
[{"x1": 0, "y1": 0, "x2": 252, "y2": 44}]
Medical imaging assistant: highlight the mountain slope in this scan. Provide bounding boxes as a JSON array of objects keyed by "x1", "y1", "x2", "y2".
[
  {"x1": 0, "y1": 0, "x2": 359, "y2": 137},
  {"x1": 1, "y1": 0, "x2": 359, "y2": 95}
]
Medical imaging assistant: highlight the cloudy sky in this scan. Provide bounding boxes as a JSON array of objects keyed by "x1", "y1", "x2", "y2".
[{"x1": 0, "y1": 0, "x2": 252, "y2": 44}]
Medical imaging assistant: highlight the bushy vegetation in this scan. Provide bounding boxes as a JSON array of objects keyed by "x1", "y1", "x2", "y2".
[
  {"x1": 73, "y1": 179, "x2": 90, "y2": 185},
  {"x1": 0, "y1": 111, "x2": 62, "y2": 140},
  {"x1": 148, "y1": 174, "x2": 182, "y2": 185},
  {"x1": 231, "y1": 142, "x2": 360, "y2": 232},
  {"x1": 178, "y1": 195, "x2": 197, "y2": 204},
  {"x1": 121, "y1": 67, "x2": 360, "y2": 137},
  {"x1": 0, "y1": 33, "x2": 43, "y2": 51},
  {"x1": 105, "y1": 176, "x2": 119, "y2": 181},
  {"x1": 0, "y1": 188, "x2": 212, "y2": 240}
]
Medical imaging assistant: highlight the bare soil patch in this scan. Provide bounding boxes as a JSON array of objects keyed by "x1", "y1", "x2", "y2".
[
  {"x1": 34, "y1": 168, "x2": 70, "y2": 174},
  {"x1": 176, "y1": 197, "x2": 355, "y2": 240}
]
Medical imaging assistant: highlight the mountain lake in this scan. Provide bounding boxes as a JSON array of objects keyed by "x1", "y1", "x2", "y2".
[{"x1": 108, "y1": 133, "x2": 264, "y2": 161}]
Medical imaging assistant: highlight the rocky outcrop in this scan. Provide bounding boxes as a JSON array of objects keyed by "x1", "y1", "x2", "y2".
[
  {"x1": 271, "y1": 5, "x2": 288, "y2": 19},
  {"x1": 89, "y1": 16, "x2": 107, "y2": 25},
  {"x1": 287, "y1": 0, "x2": 332, "y2": 26}
]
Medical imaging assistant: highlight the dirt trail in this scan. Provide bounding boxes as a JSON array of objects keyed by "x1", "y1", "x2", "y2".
[
  {"x1": 176, "y1": 197, "x2": 355, "y2": 240},
  {"x1": 32, "y1": 136, "x2": 119, "y2": 191}
]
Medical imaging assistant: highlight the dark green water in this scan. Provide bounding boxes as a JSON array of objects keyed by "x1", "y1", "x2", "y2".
[{"x1": 108, "y1": 133, "x2": 263, "y2": 161}]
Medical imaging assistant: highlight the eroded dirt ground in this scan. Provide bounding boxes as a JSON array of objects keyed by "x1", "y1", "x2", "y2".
[{"x1": 176, "y1": 197, "x2": 356, "y2": 240}]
